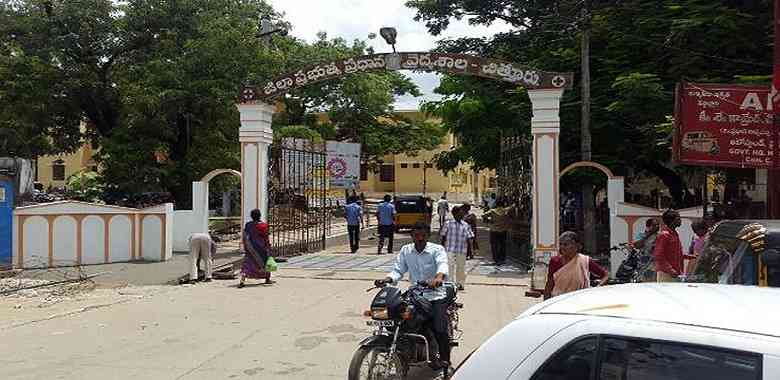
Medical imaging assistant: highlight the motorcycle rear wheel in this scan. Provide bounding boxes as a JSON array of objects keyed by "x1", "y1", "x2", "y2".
[{"x1": 348, "y1": 346, "x2": 406, "y2": 380}]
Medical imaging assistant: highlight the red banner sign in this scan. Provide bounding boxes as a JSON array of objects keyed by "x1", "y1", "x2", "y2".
[{"x1": 674, "y1": 83, "x2": 776, "y2": 168}]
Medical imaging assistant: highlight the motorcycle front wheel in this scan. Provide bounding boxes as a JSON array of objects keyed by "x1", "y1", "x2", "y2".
[{"x1": 348, "y1": 346, "x2": 406, "y2": 380}]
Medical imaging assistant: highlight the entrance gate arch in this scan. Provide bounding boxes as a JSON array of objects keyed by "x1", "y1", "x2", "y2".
[
  {"x1": 194, "y1": 169, "x2": 242, "y2": 239},
  {"x1": 237, "y1": 52, "x2": 572, "y2": 278},
  {"x1": 560, "y1": 161, "x2": 626, "y2": 275}
]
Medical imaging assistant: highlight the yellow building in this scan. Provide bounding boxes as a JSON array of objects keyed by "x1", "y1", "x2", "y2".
[
  {"x1": 355, "y1": 110, "x2": 495, "y2": 202},
  {"x1": 35, "y1": 122, "x2": 97, "y2": 189}
]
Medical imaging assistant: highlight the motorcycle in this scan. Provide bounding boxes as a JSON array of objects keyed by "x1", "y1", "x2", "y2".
[
  {"x1": 348, "y1": 280, "x2": 463, "y2": 380},
  {"x1": 609, "y1": 243, "x2": 654, "y2": 284}
]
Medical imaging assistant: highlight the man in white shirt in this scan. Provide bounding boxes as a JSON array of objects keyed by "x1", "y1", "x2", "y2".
[
  {"x1": 377, "y1": 221, "x2": 451, "y2": 370},
  {"x1": 440, "y1": 206, "x2": 474, "y2": 290}
]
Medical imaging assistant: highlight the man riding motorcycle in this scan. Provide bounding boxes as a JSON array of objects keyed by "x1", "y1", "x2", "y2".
[{"x1": 375, "y1": 221, "x2": 451, "y2": 371}]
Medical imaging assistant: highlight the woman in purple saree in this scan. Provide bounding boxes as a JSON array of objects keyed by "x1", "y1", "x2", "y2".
[{"x1": 238, "y1": 209, "x2": 273, "y2": 288}]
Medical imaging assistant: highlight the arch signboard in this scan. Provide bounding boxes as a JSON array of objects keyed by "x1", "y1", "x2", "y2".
[
  {"x1": 240, "y1": 52, "x2": 573, "y2": 102},
  {"x1": 236, "y1": 52, "x2": 573, "y2": 291}
]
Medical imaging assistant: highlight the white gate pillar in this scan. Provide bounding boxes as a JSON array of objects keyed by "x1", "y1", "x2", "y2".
[
  {"x1": 528, "y1": 89, "x2": 565, "y2": 290},
  {"x1": 236, "y1": 102, "x2": 274, "y2": 224}
]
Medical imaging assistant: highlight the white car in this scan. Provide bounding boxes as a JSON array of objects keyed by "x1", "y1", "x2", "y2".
[{"x1": 453, "y1": 283, "x2": 780, "y2": 379}]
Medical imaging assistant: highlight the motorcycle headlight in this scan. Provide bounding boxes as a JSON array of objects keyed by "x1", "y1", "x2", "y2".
[{"x1": 371, "y1": 307, "x2": 389, "y2": 320}]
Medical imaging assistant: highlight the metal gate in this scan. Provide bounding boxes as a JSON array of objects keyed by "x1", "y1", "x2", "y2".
[
  {"x1": 0, "y1": 179, "x2": 13, "y2": 269},
  {"x1": 267, "y1": 141, "x2": 332, "y2": 257},
  {"x1": 498, "y1": 135, "x2": 533, "y2": 202}
]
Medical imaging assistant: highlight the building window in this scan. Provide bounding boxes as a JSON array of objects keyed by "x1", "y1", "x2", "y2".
[
  {"x1": 52, "y1": 159, "x2": 65, "y2": 181},
  {"x1": 360, "y1": 163, "x2": 368, "y2": 181},
  {"x1": 425, "y1": 163, "x2": 433, "y2": 169},
  {"x1": 412, "y1": 163, "x2": 421, "y2": 169},
  {"x1": 380, "y1": 165, "x2": 395, "y2": 182},
  {"x1": 400, "y1": 163, "x2": 409, "y2": 169}
]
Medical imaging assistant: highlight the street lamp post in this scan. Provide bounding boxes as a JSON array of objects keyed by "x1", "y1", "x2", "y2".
[{"x1": 423, "y1": 161, "x2": 428, "y2": 196}]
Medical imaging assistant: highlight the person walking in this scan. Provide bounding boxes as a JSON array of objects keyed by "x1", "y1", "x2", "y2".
[
  {"x1": 376, "y1": 194, "x2": 396, "y2": 254},
  {"x1": 344, "y1": 196, "x2": 363, "y2": 253},
  {"x1": 653, "y1": 209, "x2": 684, "y2": 282},
  {"x1": 437, "y1": 193, "x2": 450, "y2": 230},
  {"x1": 543, "y1": 231, "x2": 608, "y2": 300},
  {"x1": 634, "y1": 218, "x2": 660, "y2": 281},
  {"x1": 484, "y1": 199, "x2": 511, "y2": 266},
  {"x1": 440, "y1": 206, "x2": 474, "y2": 290},
  {"x1": 188, "y1": 233, "x2": 216, "y2": 283},
  {"x1": 462, "y1": 202, "x2": 479, "y2": 259},
  {"x1": 486, "y1": 193, "x2": 497, "y2": 210},
  {"x1": 685, "y1": 220, "x2": 708, "y2": 275},
  {"x1": 239, "y1": 209, "x2": 273, "y2": 288}
]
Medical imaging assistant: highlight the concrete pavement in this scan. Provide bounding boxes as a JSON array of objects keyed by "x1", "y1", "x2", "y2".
[{"x1": 0, "y1": 276, "x2": 539, "y2": 380}]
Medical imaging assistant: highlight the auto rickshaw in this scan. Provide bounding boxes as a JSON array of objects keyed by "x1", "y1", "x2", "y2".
[
  {"x1": 393, "y1": 195, "x2": 433, "y2": 232},
  {"x1": 688, "y1": 220, "x2": 780, "y2": 287}
]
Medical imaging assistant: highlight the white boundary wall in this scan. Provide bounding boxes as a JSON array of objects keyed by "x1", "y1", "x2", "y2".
[
  {"x1": 610, "y1": 202, "x2": 703, "y2": 275},
  {"x1": 12, "y1": 201, "x2": 173, "y2": 269},
  {"x1": 172, "y1": 182, "x2": 208, "y2": 252}
]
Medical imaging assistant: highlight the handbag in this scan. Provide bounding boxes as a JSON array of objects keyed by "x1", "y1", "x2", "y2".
[{"x1": 265, "y1": 256, "x2": 278, "y2": 272}]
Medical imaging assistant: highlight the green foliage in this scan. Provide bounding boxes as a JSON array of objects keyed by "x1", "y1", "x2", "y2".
[
  {"x1": 1, "y1": 0, "x2": 435, "y2": 207},
  {"x1": 65, "y1": 170, "x2": 103, "y2": 202},
  {"x1": 407, "y1": 0, "x2": 774, "y2": 206}
]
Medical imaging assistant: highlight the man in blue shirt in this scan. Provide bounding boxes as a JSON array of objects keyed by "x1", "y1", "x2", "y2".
[
  {"x1": 376, "y1": 222, "x2": 451, "y2": 370},
  {"x1": 344, "y1": 196, "x2": 363, "y2": 253},
  {"x1": 376, "y1": 194, "x2": 396, "y2": 254}
]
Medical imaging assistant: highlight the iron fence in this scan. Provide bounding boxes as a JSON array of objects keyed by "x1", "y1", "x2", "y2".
[{"x1": 267, "y1": 143, "x2": 335, "y2": 257}]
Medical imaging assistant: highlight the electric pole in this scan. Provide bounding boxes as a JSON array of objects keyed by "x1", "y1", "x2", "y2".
[{"x1": 581, "y1": 0, "x2": 597, "y2": 254}]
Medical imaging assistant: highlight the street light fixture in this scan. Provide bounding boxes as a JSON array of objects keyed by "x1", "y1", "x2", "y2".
[{"x1": 379, "y1": 27, "x2": 397, "y2": 53}]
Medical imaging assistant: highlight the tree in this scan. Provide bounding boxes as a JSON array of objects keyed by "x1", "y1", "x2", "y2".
[
  {"x1": 2, "y1": 1, "x2": 442, "y2": 208},
  {"x1": 273, "y1": 33, "x2": 447, "y2": 166},
  {"x1": 407, "y1": 0, "x2": 774, "y2": 207}
]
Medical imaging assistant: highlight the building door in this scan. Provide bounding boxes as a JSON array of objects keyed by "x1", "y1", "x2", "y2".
[{"x1": 0, "y1": 179, "x2": 13, "y2": 269}]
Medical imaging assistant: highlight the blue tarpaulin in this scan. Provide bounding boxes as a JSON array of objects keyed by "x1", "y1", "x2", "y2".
[{"x1": 0, "y1": 180, "x2": 13, "y2": 269}]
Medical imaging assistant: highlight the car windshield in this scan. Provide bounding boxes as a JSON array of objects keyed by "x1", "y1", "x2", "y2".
[
  {"x1": 396, "y1": 199, "x2": 423, "y2": 212},
  {"x1": 687, "y1": 234, "x2": 759, "y2": 285}
]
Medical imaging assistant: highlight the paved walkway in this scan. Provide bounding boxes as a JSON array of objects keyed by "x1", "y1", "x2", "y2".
[{"x1": 281, "y1": 254, "x2": 528, "y2": 277}]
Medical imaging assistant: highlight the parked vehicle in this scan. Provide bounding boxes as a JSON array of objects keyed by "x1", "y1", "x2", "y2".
[
  {"x1": 349, "y1": 280, "x2": 463, "y2": 380},
  {"x1": 688, "y1": 220, "x2": 780, "y2": 287},
  {"x1": 453, "y1": 283, "x2": 780, "y2": 379},
  {"x1": 393, "y1": 196, "x2": 433, "y2": 232},
  {"x1": 609, "y1": 243, "x2": 655, "y2": 284}
]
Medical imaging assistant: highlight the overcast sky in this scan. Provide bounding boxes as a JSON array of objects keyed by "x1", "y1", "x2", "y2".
[{"x1": 266, "y1": 0, "x2": 512, "y2": 110}]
